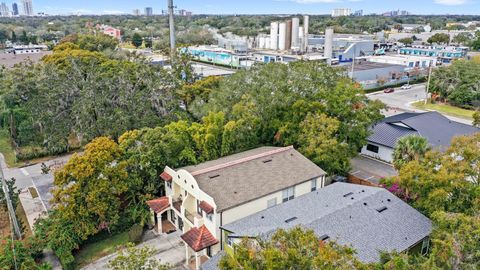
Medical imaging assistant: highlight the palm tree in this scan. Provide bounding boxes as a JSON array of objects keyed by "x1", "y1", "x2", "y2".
[{"x1": 393, "y1": 135, "x2": 431, "y2": 170}]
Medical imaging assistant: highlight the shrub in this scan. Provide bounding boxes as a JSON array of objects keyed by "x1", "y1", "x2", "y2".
[{"x1": 127, "y1": 224, "x2": 144, "y2": 244}]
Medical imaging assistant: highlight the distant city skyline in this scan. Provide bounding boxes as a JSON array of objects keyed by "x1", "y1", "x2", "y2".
[{"x1": 0, "y1": 0, "x2": 478, "y2": 15}]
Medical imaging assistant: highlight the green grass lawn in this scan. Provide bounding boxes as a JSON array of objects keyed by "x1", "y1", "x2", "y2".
[
  {"x1": 412, "y1": 101, "x2": 475, "y2": 120},
  {"x1": 74, "y1": 231, "x2": 130, "y2": 269},
  {"x1": 0, "y1": 129, "x2": 18, "y2": 167}
]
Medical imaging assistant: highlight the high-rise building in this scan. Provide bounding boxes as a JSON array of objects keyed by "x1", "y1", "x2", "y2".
[
  {"x1": 332, "y1": 8, "x2": 352, "y2": 17},
  {"x1": 12, "y1": 3, "x2": 18, "y2": 15},
  {"x1": 132, "y1": 9, "x2": 140, "y2": 16},
  {"x1": 0, "y1": 2, "x2": 9, "y2": 17},
  {"x1": 145, "y1": 7, "x2": 153, "y2": 16},
  {"x1": 354, "y1": 10, "x2": 363, "y2": 16},
  {"x1": 21, "y1": 0, "x2": 33, "y2": 16}
]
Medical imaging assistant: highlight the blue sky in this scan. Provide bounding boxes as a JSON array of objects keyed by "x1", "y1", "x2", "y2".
[{"x1": 5, "y1": 0, "x2": 480, "y2": 15}]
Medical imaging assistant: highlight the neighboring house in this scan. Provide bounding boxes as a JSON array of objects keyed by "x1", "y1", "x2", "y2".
[
  {"x1": 218, "y1": 182, "x2": 432, "y2": 267},
  {"x1": 146, "y1": 146, "x2": 327, "y2": 270},
  {"x1": 361, "y1": 112, "x2": 479, "y2": 163},
  {"x1": 103, "y1": 26, "x2": 121, "y2": 40}
]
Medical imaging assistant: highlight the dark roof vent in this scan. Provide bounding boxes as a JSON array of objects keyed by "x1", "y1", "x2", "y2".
[
  {"x1": 376, "y1": 206, "x2": 388, "y2": 213},
  {"x1": 262, "y1": 159, "x2": 272, "y2": 163},
  {"x1": 387, "y1": 198, "x2": 391, "y2": 202},
  {"x1": 284, "y1": 217, "x2": 297, "y2": 223},
  {"x1": 209, "y1": 174, "x2": 220, "y2": 179},
  {"x1": 320, "y1": 234, "x2": 330, "y2": 241},
  {"x1": 343, "y1": 192, "x2": 354, "y2": 198},
  {"x1": 363, "y1": 202, "x2": 367, "y2": 206},
  {"x1": 261, "y1": 216, "x2": 264, "y2": 219}
]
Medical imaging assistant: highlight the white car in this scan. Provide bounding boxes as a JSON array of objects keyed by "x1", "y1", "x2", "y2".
[{"x1": 400, "y1": 84, "x2": 412, "y2": 90}]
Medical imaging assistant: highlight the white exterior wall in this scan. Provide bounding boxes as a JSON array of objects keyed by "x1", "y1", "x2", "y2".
[
  {"x1": 361, "y1": 143, "x2": 394, "y2": 163},
  {"x1": 278, "y1": 22, "x2": 287, "y2": 51},
  {"x1": 221, "y1": 176, "x2": 325, "y2": 225}
]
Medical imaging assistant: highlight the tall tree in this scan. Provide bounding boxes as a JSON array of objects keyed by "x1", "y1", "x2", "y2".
[
  {"x1": 51, "y1": 137, "x2": 130, "y2": 239},
  {"x1": 132, "y1": 33, "x2": 143, "y2": 48}
]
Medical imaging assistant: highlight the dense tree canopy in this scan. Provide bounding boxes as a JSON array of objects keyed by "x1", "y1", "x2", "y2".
[
  {"x1": 429, "y1": 59, "x2": 480, "y2": 109},
  {"x1": 381, "y1": 133, "x2": 480, "y2": 269},
  {"x1": 196, "y1": 62, "x2": 384, "y2": 174},
  {"x1": 0, "y1": 44, "x2": 185, "y2": 159},
  {"x1": 219, "y1": 227, "x2": 370, "y2": 270}
]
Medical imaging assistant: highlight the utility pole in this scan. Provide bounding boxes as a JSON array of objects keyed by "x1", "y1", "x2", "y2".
[{"x1": 168, "y1": 0, "x2": 176, "y2": 56}]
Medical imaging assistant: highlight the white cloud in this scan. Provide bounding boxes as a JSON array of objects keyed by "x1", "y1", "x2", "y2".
[{"x1": 434, "y1": 0, "x2": 467, "y2": 5}]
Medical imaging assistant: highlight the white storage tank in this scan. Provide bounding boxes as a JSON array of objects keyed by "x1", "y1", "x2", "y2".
[
  {"x1": 270, "y1": 22, "x2": 279, "y2": 50},
  {"x1": 291, "y1": 17, "x2": 300, "y2": 48},
  {"x1": 325, "y1": 28, "x2": 334, "y2": 63},
  {"x1": 278, "y1": 22, "x2": 287, "y2": 50},
  {"x1": 259, "y1": 37, "x2": 266, "y2": 49}
]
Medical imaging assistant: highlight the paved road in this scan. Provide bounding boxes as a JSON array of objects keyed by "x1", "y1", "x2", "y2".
[
  {"x1": 367, "y1": 83, "x2": 473, "y2": 125},
  {"x1": 81, "y1": 231, "x2": 186, "y2": 270}
]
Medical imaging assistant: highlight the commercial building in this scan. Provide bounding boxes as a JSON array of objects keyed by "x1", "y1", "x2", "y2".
[
  {"x1": 348, "y1": 62, "x2": 406, "y2": 84},
  {"x1": 132, "y1": 9, "x2": 140, "y2": 16},
  {"x1": 361, "y1": 112, "x2": 479, "y2": 163},
  {"x1": 365, "y1": 55, "x2": 436, "y2": 69},
  {"x1": 12, "y1": 3, "x2": 18, "y2": 15},
  {"x1": 221, "y1": 182, "x2": 432, "y2": 264},
  {"x1": 399, "y1": 45, "x2": 468, "y2": 63},
  {"x1": 145, "y1": 7, "x2": 153, "y2": 16},
  {"x1": 21, "y1": 0, "x2": 32, "y2": 16},
  {"x1": 332, "y1": 8, "x2": 352, "y2": 17},
  {"x1": 146, "y1": 146, "x2": 328, "y2": 270},
  {"x1": 5, "y1": 45, "x2": 47, "y2": 54},
  {"x1": 185, "y1": 46, "x2": 250, "y2": 69},
  {"x1": 0, "y1": 2, "x2": 9, "y2": 17}
]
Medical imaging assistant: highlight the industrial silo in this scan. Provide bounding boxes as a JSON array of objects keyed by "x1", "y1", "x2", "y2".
[
  {"x1": 270, "y1": 22, "x2": 279, "y2": 50},
  {"x1": 291, "y1": 17, "x2": 300, "y2": 48},
  {"x1": 324, "y1": 28, "x2": 334, "y2": 63},
  {"x1": 278, "y1": 22, "x2": 287, "y2": 50}
]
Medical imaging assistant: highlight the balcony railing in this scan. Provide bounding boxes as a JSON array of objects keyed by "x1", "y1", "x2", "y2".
[{"x1": 185, "y1": 209, "x2": 202, "y2": 225}]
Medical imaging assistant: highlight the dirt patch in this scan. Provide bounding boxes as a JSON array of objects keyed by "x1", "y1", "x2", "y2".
[{"x1": 0, "y1": 207, "x2": 11, "y2": 239}]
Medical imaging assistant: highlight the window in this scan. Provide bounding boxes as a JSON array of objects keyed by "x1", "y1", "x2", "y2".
[
  {"x1": 282, "y1": 187, "x2": 295, "y2": 203},
  {"x1": 310, "y1": 179, "x2": 317, "y2": 192},
  {"x1": 421, "y1": 238, "x2": 429, "y2": 255},
  {"x1": 196, "y1": 200, "x2": 202, "y2": 215},
  {"x1": 366, "y1": 144, "x2": 379, "y2": 154},
  {"x1": 267, "y1": 198, "x2": 277, "y2": 208},
  {"x1": 227, "y1": 237, "x2": 233, "y2": 247},
  {"x1": 207, "y1": 213, "x2": 213, "y2": 221},
  {"x1": 166, "y1": 181, "x2": 172, "y2": 189},
  {"x1": 206, "y1": 246, "x2": 212, "y2": 257}
]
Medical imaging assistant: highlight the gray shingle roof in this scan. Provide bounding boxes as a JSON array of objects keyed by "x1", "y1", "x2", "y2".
[
  {"x1": 222, "y1": 182, "x2": 432, "y2": 263},
  {"x1": 200, "y1": 251, "x2": 224, "y2": 270},
  {"x1": 180, "y1": 146, "x2": 327, "y2": 212},
  {"x1": 368, "y1": 112, "x2": 479, "y2": 149}
]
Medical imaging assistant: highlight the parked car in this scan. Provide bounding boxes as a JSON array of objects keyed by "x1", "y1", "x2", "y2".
[
  {"x1": 401, "y1": 84, "x2": 412, "y2": 90},
  {"x1": 384, "y1": 88, "x2": 395, "y2": 93}
]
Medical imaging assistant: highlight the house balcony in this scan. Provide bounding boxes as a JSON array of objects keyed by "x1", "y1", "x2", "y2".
[
  {"x1": 185, "y1": 209, "x2": 203, "y2": 227},
  {"x1": 173, "y1": 199, "x2": 182, "y2": 213}
]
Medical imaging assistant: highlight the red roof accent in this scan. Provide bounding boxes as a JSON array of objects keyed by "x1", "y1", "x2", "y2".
[
  {"x1": 146, "y1": 197, "x2": 170, "y2": 213},
  {"x1": 180, "y1": 225, "x2": 219, "y2": 252},
  {"x1": 199, "y1": 201, "x2": 214, "y2": 214},
  {"x1": 160, "y1": 171, "x2": 172, "y2": 182}
]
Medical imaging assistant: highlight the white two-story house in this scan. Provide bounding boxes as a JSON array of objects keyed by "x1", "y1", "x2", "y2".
[{"x1": 146, "y1": 146, "x2": 327, "y2": 270}]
